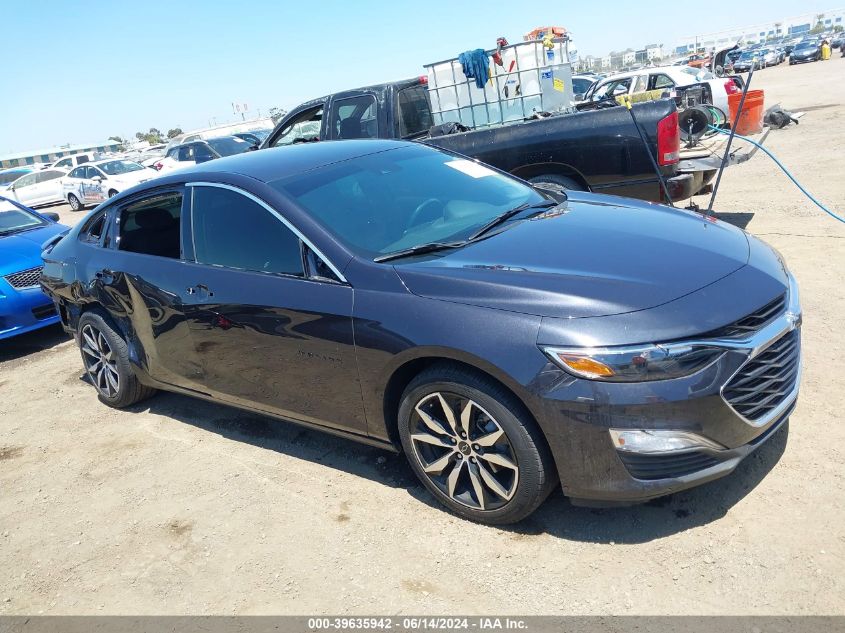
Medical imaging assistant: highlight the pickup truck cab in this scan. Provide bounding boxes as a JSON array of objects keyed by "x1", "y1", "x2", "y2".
[{"x1": 262, "y1": 77, "x2": 711, "y2": 203}]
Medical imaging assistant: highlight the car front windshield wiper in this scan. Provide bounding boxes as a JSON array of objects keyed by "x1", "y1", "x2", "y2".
[
  {"x1": 0, "y1": 225, "x2": 39, "y2": 237},
  {"x1": 373, "y1": 241, "x2": 468, "y2": 263},
  {"x1": 467, "y1": 200, "x2": 558, "y2": 242}
]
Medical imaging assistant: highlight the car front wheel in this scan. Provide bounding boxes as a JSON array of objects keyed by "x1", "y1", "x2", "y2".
[
  {"x1": 77, "y1": 311, "x2": 157, "y2": 408},
  {"x1": 67, "y1": 194, "x2": 81, "y2": 211},
  {"x1": 398, "y1": 365, "x2": 557, "y2": 524}
]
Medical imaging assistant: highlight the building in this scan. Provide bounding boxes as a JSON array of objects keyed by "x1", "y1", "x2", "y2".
[
  {"x1": 0, "y1": 140, "x2": 122, "y2": 169},
  {"x1": 672, "y1": 8, "x2": 844, "y2": 55}
]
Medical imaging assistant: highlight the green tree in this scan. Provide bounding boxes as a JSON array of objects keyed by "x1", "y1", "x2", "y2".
[
  {"x1": 108, "y1": 135, "x2": 127, "y2": 150},
  {"x1": 134, "y1": 128, "x2": 164, "y2": 144},
  {"x1": 167, "y1": 128, "x2": 183, "y2": 139}
]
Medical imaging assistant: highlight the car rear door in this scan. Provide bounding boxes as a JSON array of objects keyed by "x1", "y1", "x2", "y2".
[
  {"x1": 180, "y1": 182, "x2": 366, "y2": 434},
  {"x1": 36, "y1": 170, "x2": 65, "y2": 204},
  {"x1": 84, "y1": 187, "x2": 205, "y2": 390}
]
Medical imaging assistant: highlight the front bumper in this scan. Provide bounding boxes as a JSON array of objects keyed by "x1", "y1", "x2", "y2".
[
  {"x1": 0, "y1": 282, "x2": 60, "y2": 340},
  {"x1": 533, "y1": 274, "x2": 801, "y2": 505}
]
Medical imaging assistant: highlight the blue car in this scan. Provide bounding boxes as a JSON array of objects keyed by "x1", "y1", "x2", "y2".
[{"x1": 0, "y1": 196, "x2": 69, "y2": 339}]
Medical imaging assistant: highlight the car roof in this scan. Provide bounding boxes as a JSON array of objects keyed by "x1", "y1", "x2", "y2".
[
  {"x1": 597, "y1": 65, "x2": 698, "y2": 83},
  {"x1": 178, "y1": 139, "x2": 413, "y2": 183}
]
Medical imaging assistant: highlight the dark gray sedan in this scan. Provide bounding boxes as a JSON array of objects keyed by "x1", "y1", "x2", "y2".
[{"x1": 39, "y1": 140, "x2": 801, "y2": 524}]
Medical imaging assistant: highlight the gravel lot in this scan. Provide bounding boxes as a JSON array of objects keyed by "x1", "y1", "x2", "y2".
[{"x1": 2, "y1": 57, "x2": 844, "y2": 615}]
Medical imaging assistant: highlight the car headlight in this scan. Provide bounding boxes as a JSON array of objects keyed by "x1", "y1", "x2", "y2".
[{"x1": 542, "y1": 343, "x2": 725, "y2": 382}]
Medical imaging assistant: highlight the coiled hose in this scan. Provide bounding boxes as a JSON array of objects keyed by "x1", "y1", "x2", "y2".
[{"x1": 708, "y1": 125, "x2": 845, "y2": 225}]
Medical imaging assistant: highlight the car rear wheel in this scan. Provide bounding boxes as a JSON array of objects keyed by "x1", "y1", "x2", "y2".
[
  {"x1": 528, "y1": 174, "x2": 585, "y2": 191},
  {"x1": 398, "y1": 365, "x2": 557, "y2": 524},
  {"x1": 77, "y1": 311, "x2": 157, "y2": 408},
  {"x1": 67, "y1": 194, "x2": 81, "y2": 211}
]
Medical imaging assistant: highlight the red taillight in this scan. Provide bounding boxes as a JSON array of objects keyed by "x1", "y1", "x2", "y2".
[
  {"x1": 418, "y1": 75, "x2": 429, "y2": 85},
  {"x1": 656, "y1": 111, "x2": 680, "y2": 166},
  {"x1": 153, "y1": 162, "x2": 163, "y2": 171},
  {"x1": 724, "y1": 79, "x2": 740, "y2": 95}
]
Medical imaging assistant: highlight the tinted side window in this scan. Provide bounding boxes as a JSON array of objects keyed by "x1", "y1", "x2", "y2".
[
  {"x1": 177, "y1": 146, "x2": 194, "y2": 161},
  {"x1": 396, "y1": 86, "x2": 433, "y2": 138},
  {"x1": 16, "y1": 174, "x2": 37, "y2": 188},
  {"x1": 330, "y1": 95, "x2": 378, "y2": 140},
  {"x1": 55, "y1": 159, "x2": 72, "y2": 169},
  {"x1": 190, "y1": 186, "x2": 304, "y2": 277},
  {"x1": 68, "y1": 167, "x2": 86, "y2": 179},
  {"x1": 118, "y1": 192, "x2": 182, "y2": 259},
  {"x1": 193, "y1": 143, "x2": 216, "y2": 162},
  {"x1": 36, "y1": 170, "x2": 63, "y2": 183},
  {"x1": 77, "y1": 155, "x2": 89, "y2": 165}
]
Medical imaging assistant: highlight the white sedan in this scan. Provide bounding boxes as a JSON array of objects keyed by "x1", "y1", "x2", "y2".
[
  {"x1": 3, "y1": 169, "x2": 68, "y2": 208},
  {"x1": 585, "y1": 65, "x2": 737, "y2": 121},
  {"x1": 63, "y1": 159, "x2": 157, "y2": 210}
]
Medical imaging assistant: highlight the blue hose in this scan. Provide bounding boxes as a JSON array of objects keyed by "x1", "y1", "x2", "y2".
[{"x1": 708, "y1": 125, "x2": 845, "y2": 224}]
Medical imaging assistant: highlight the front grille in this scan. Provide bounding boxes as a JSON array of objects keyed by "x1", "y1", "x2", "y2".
[
  {"x1": 715, "y1": 294, "x2": 786, "y2": 338},
  {"x1": 723, "y1": 329, "x2": 801, "y2": 422},
  {"x1": 4, "y1": 265, "x2": 44, "y2": 290},
  {"x1": 619, "y1": 451, "x2": 719, "y2": 480},
  {"x1": 31, "y1": 304, "x2": 56, "y2": 320}
]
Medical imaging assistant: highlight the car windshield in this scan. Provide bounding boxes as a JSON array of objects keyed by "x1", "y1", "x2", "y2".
[
  {"x1": 246, "y1": 129, "x2": 271, "y2": 141},
  {"x1": 97, "y1": 160, "x2": 144, "y2": 175},
  {"x1": 739, "y1": 52, "x2": 755, "y2": 60},
  {"x1": 0, "y1": 203, "x2": 44, "y2": 235},
  {"x1": 795, "y1": 43, "x2": 816, "y2": 51},
  {"x1": 270, "y1": 145, "x2": 545, "y2": 258},
  {"x1": 207, "y1": 137, "x2": 252, "y2": 157}
]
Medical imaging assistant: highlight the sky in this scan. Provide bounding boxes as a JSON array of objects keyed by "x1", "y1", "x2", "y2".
[{"x1": 1, "y1": 0, "x2": 837, "y2": 153}]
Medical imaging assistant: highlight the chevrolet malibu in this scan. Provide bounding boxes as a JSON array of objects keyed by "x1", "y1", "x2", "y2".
[{"x1": 39, "y1": 140, "x2": 801, "y2": 524}]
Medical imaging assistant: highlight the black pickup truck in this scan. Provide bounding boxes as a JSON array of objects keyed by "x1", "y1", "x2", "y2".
[{"x1": 260, "y1": 77, "x2": 714, "y2": 203}]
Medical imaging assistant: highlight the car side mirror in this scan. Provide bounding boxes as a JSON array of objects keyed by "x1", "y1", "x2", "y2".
[
  {"x1": 43, "y1": 212, "x2": 60, "y2": 222},
  {"x1": 91, "y1": 175, "x2": 103, "y2": 182}
]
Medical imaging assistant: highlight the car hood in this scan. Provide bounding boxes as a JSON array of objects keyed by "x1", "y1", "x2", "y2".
[
  {"x1": 393, "y1": 194, "x2": 750, "y2": 319},
  {"x1": 793, "y1": 49, "x2": 818, "y2": 56},
  {"x1": 0, "y1": 223, "x2": 68, "y2": 277},
  {"x1": 110, "y1": 170, "x2": 154, "y2": 185}
]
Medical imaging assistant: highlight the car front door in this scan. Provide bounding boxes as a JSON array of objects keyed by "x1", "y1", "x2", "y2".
[
  {"x1": 9, "y1": 173, "x2": 39, "y2": 205},
  {"x1": 181, "y1": 182, "x2": 366, "y2": 434},
  {"x1": 80, "y1": 166, "x2": 106, "y2": 204},
  {"x1": 85, "y1": 187, "x2": 204, "y2": 390}
]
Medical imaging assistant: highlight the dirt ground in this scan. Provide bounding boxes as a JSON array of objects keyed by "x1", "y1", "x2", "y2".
[{"x1": 2, "y1": 57, "x2": 844, "y2": 616}]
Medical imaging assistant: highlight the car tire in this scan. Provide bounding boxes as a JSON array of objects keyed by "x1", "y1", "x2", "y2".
[
  {"x1": 67, "y1": 194, "x2": 81, "y2": 211},
  {"x1": 398, "y1": 365, "x2": 558, "y2": 525},
  {"x1": 108, "y1": 189, "x2": 118, "y2": 198},
  {"x1": 77, "y1": 310, "x2": 157, "y2": 409},
  {"x1": 528, "y1": 174, "x2": 586, "y2": 192}
]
